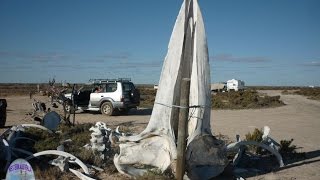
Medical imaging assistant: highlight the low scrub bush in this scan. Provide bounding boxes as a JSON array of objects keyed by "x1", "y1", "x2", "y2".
[
  {"x1": 138, "y1": 88, "x2": 285, "y2": 109},
  {"x1": 22, "y1": 123, "x2": 111, "y2": 179},
  {"x1": 244, "y1": 129, "x2": 305, "y2": 164},
  {"x1": 245, "y1": 128, "x2": 264, "y2": 154},
  {"x1": 281, "y1": 88, "x2": 320, "y2": 101},
  {"x1": 294, "y1": 88, "x2": 320, "y2": 101},
  {"x1": 138, "y1": 88, "x2": 156, "y2": 108},
  {"x1": 212, "y1": 90, "x2": 285, "y2": 109}
]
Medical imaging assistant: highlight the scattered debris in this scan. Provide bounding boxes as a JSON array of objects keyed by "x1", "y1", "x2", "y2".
[
  {"x1": 0, "y1": 122, "x2": 107, "y2": 180},
  {"x1": 42, "y1": 111, "x2": 61, "y2": 131},
  {"x1": 227, "y1": 126, "x2": 284, "y2": 178},
  {"x1": 0, "y1": 124, "x2": 53, "y2": 173},
  {"x1": 47, "y1": 78, "x2": 73, "y2": 125},
  {"x1": 26, "y1": 150, "x2": 93, "y2": 179}
]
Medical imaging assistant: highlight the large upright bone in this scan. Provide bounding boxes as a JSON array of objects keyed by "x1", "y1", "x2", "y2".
[
  {"x1": 114, "y1": 0, "x2": 227, "y2": 178},
  {"x1": 114, "y1": 1, "x2": 187, "y2": 177}
]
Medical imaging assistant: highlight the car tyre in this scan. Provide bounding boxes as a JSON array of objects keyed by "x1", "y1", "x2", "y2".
[{"x1": 101, "y1": 102, "x2": 113, "y2": 116}]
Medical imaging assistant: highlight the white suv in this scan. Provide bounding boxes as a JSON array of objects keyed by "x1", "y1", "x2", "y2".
[{"x1": 65, "y1": 79, "x2": 140, "y2": 116}]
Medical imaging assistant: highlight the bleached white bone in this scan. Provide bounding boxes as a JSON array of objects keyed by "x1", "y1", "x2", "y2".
[
  {"x1": 2, "y1": 139, "x2": 11, "y2": 171},
  {"x1": 85, "y1": 164, "x2": 103, "y2": 172},
  {"x1": 115, "y1": 126, "x2": 120, "y2": 134},
  {"x1": 262, "y1": 126, "x2": 270, "y2": 140},
  {"x1": 227, "y1": 141, "x2": 284, "y2": 167},
  {"x1": 25, "y1": 150, "x2": 90, "y2": 175},
  {"x1": 114, "y1": 0, "x2": 227, "y2": 179},
  {"x1": 85, "y1": 122, "x2": 112, "y2": 160},
  {"x1": 21, "y1": 124, "x2": 54, "y2": 134},
  {"x1": 261, "y1": 126, "x2": 281, "y2": 151},
  {"x1": 49, "y1": 156, "x2": 70, "y2": 172},
  {"x1": 232, "y1": 135, "x2": 245, "y2": 166}
]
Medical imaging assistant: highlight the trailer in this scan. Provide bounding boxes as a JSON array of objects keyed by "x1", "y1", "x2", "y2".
[
  {"x1": 227, "y1": 79, "x2": 245, "y2": 91},
  {"x1": 211, "y1": 83, "x2": 226, "y2": 92}
]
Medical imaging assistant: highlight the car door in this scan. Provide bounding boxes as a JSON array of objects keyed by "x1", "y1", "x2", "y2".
[
  {"x1": 90, "y1": 85, "x2": 106, "y2": 107},
  {"x1": 122, "y1": 82, "x2": 140, "y2": 105}
]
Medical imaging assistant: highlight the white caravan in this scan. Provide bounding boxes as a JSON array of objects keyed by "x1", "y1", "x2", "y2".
[{"x1": 227, "y1": 79, "x2": 245, "y2": 91}]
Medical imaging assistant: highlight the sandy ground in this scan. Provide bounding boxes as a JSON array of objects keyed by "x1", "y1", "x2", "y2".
[{"x1": 1, "y1": 90, "x2": 320, "y2": 179}]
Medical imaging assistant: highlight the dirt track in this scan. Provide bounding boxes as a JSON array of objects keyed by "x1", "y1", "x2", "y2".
[
  {"x1": 214, "y1": 90, "x2": 320, "y2": 179},
  {"x1": 1, "y1": 90, "x2": 320, "y2": 179}
]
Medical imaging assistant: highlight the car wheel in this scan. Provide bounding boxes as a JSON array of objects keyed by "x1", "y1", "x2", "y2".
[{"x1": 101, "y1": 102, "x2": 113, "y2": 116}]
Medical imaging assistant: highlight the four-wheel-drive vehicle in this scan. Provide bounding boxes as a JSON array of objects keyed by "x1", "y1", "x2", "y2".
[{"x1": 64, "y1": 78, "x2": 140, "y2": 116}]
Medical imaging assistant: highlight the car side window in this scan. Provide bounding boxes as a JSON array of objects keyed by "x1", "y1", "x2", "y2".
[
  {"x1": 106, "y1": 83, "x2": 117, "y2": 92},
  {"x1": 122, "y1": 83, "x2": 134, "y2": 91}
]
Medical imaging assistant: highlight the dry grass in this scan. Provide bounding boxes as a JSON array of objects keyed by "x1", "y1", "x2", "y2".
[
  {"x1": 19, "y1": 123, "x2": 116, "y2": 179},
  {"x1": 293, "y1": 88, "x2": 320, "y2": 101},
  {"x1": 282, "y1": 88, "x2": 320, "y2": 101},
  {"x1": 138, "y1": 88, "x2": 156, "y2": 108},
  {"x1": 245, "y1": 128, "x2": 264, "y2": 154},
  {"x1": 0, "y1": 83, "x2": 48, "y2": 97},
  {"x1": 138, "y1": 169, "x2": 174, "y2": 180},
  {"x1": 138, "y1": 88, "x2": 285, "y2": 110},
  {"x1": 244, "y1": 128, "x2": 305, "y2": 164},
  {"x1": 33, "y1": 164, "x2": 74, "y2": 180},
  {"x1": 212, "y1": 90, "x2": 285, "y2": 109}
]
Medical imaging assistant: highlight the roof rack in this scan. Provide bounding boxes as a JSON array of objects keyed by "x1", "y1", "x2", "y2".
[{"x1": 88, "y1": 78, "x2": 131, "y2": 84}]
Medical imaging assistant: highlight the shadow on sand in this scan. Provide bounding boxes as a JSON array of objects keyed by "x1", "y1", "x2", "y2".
[
  {"x1": 215, "y1": 149, "x2": 320, "y2": 179},
  {"x1": 275, "y1": 150, "x2": 320, "y2": 172},
  {"x1": 0, "y1": 125, "x2": 12, "y2": 130},
  {"x1": 128, "y1": 108, "x2": 153, "y2": 116},
  {"x1": 114, "y1": 120, "x2": 148, "y2": 127}
]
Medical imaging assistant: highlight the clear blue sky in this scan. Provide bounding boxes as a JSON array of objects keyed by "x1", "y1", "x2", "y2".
[{"x1": 0, "y1": 0, "x2": 319, "y2": 86}]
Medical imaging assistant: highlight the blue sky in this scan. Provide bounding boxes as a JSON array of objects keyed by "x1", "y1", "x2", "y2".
[{"x1": 0, "y1": 0, "x2": 319, "y2": 86}]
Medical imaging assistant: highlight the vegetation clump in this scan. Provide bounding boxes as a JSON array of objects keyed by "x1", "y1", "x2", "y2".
[
  {"x1": 138, "y1": 168, "x2": 174, "y2": 180},
  {"x1": 138, "y1": 88, "x2": 156, "y2": 108},
  {"x1": 293, "y1": 88, "x2": 320, "y2": 101},
  {"x1": 212, "y1": 90, "x2": 285, "y2": 109},
  {"x1": 138, "y1": 88, "x2": 285, "y2": 110},
  {"x1": 244, "y1": 128, "x2": 304, "y2": 164},
  {"x1": 21, "y1": 123, "x2": 115, "y2": 179},
  {"x1": 245, "y1": 128, "x2": 264, "y2": 154}
]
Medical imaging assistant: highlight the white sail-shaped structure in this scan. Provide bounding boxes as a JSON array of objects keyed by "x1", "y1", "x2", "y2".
[{"x1": 114, "y1": 0, "x2": 227, "y2": 178}]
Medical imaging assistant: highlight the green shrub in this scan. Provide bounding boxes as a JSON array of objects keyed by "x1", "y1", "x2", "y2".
[
  {"x1": 279, "y1": 139, "x2": 297, "y2": 155},
  {"x1": 245, "y1": 128, "x2": 263, "y2": 154}
]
